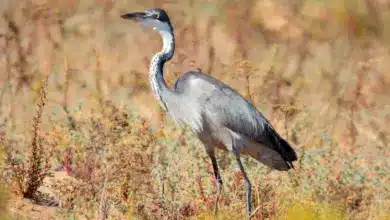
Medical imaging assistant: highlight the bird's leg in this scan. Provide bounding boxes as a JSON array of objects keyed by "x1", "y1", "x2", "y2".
[
  {"x1": 233, "y1": 149, "x2": 252, "y2": 217},
  {"x1": 207, "y1": 150, "x2": 223, "y2": 216}
]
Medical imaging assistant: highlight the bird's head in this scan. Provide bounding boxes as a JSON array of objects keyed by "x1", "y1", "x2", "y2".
[{"x1": 121, "y1": 8, "x2": 172, "y2": 33}]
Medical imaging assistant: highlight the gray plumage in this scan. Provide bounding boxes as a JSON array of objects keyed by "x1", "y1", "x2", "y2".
[{"x1": 121, "y1": 8, "x2": 297, "y2": 217}]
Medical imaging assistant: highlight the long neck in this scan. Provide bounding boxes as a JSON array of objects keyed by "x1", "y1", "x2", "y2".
[{"x1": 149, "y1": 29, "x2": 175, "y2": 111}]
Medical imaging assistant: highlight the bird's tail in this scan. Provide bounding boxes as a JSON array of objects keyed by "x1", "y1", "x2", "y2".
[
  {"x1": 279, "y1": 138, "x2": 298, "y2": 162},
  {"x1": 266, "y1": 126, "x2": 298, "y2": 169}
]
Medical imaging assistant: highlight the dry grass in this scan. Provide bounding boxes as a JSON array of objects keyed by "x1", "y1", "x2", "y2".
[
  {"x1": 0, "y1": 0, "x2": 390, "y2": 219},
  {"x1": 2, "y1": 76, "x2": 50, "y2": 200}
]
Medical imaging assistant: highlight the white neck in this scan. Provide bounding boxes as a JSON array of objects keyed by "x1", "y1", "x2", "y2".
[
  {"x1": 148, "y1": 28, "x2": 175, "y2": 111},
  {"x1": 159, "y1": 29, "x2": 174, "y2": 60}
]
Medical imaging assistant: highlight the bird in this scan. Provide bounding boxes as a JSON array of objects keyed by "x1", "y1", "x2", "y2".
[{"x1": 121, "y1": 8, "x2": 297, "y2": 217}]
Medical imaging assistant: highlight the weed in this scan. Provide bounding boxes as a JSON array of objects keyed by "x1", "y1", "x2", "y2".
[
  {"x1": 0, "y1": 127, "x2": 10, "y2": 219},
  {"x1": 3, "y1": 76, "x2": 50, "y2": 201},
  {"x1": 23, "y1": 76, "x2": 50, "y2": 199}
]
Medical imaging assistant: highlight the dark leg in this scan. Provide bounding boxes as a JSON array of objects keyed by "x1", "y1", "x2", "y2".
[
  {"x1": 233, "y1": 149, "x2": 252, "y2": 217},
  {"x1": 206, "y1": 150, "x2": 223, "y2": 216}
]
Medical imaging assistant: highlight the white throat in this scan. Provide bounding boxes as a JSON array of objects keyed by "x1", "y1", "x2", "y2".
[
  {"x1": 160, "y1": 30, "x2": 174, "y2": 55},
  {"x1": 140, "y1": 19, "x2": 174, "y2": 57}
]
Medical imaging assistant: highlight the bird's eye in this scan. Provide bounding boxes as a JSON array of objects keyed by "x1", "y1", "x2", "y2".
[{"x1": 151, "y1": 12, "x2": 159, "y2": 19}]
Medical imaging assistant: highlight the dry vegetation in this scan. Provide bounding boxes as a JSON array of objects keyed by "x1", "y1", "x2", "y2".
[{"x1": 0, "y1": 0, "x2": 390, "y2": 219}]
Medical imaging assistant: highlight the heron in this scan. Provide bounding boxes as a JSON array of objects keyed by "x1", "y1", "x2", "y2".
[{"x1": 121, "y1": 8, "x2": 297, "y2": 217}]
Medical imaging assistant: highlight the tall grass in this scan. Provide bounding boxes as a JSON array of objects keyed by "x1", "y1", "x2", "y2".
[
  {"x1": 0, "y1": 126, "x2": 10, "y2": 219},
  {"x1": 2, "y1": 76, "x2": 50, "y2": 200}
]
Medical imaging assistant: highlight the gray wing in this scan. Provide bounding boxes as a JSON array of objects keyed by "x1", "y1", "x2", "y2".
[{"x1": 196, "y1": 74, "x2": 297, "y2": 163}]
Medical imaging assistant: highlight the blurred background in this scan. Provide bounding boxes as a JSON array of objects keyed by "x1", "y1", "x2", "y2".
[{"x1": 0, "y1": 0, "x2": 389, "y2": 219}]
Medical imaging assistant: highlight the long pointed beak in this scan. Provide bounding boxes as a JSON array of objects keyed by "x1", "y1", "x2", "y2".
[{"x1": 121, "y1": 12, "x2": 147, "y2": 21}]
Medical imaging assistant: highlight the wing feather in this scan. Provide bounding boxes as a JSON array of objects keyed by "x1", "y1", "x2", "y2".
[{"x1": 201, "y1": 78, "x2": 297, "y2": 162}]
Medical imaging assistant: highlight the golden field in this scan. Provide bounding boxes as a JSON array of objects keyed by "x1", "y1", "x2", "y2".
[{"x1": 0, "y1": 0, "x2": 389, "y2": 219}]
